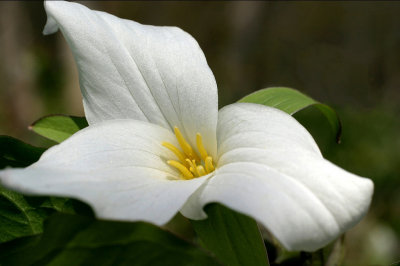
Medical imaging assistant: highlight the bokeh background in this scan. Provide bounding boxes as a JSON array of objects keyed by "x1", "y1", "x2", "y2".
[{"x1": 0, "y1": 1, "x2": 399, "y2": 265}]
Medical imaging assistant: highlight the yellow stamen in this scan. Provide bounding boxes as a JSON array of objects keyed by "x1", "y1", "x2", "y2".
[
  {"x1": 167, "y1": 160, "x2": 193, "y2": 179},
  {"x1": 205, "y1": 156, "x2": 214, "y2": 173},
  {"x1": 186, "y1": 159, "x2": 199, "y2": 176},
  {"x1": 197, "y1": 165, "x2": 206, "y2": 176},
  {"x1": 162, "y1": 142, "x2": 186, "y2": 164},
  {"x1": 196, "y1": 133, "x2": 208, "y2": 161},
  {"x1": 163, "y1": 126, "x2": 216, "y2": 180},
  {"x1": 174, "y1": 127, "x2": 199, "y2": 161}
]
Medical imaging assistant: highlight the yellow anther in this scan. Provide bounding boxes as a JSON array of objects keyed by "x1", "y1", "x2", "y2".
[
  {"x1": 186, "y1": 159, "x2": 195, "y2": 169},
  {"x1": 197, "y1": 165, "x2": 206, "y2": 176},
  {"x1": 167, "y1": 160, "x2": 193, "y2": 179},
  {"x1": 162, "y1": 142, "x2": 186, "y2": 164},
  {"x1": 174, "y1": 127, "x2": 199, "y2": 161},
  {"x1": 186, "y1": 159, "x2": 199, "y2": 176},
  {"x1": 205, "y1": 156, "x2": 215, "y2": 173},
  {"x1": 196, "y1": 133, "x2": 208, "y2": 161}
]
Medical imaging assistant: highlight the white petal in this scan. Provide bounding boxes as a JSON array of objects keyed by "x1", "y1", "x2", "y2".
[
  {"x1": 0, "y1": 120, "x2": 207, "y2": 225},
  {"x1": 182, "y1": 103, "x2": 373, "y2": 251},
  {"x1": 43, "y1": 1, "x2": 218, "y2": 155}
]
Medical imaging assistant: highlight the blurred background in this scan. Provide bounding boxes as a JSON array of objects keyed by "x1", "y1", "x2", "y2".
[{"x1": 0, "y1": 1, "x2": 399, "y2": 265}]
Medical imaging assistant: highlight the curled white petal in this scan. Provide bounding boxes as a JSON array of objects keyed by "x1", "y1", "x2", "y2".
[
  {"x1": 0, "y1": 120, "x2": 207, "y2": 225},
  {"x1": 182, "y1": 103, "x2": 373, "y2": 251},
  {"x1": 43, "y1": 1, "x2": 218, "y2": 156}
]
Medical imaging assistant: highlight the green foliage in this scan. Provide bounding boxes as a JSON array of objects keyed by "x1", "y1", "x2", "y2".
[
  {"x1": 0, "y1": 186, "x2": 48, "y2": 243},
  {"x1": 191, "y1": 204, "x2": 269, "y2": 266},
  {"x1": 0, "y1": 187, "x2": 76, "y2": 244},
  {"x1": 239, "y1": 87, "x2": 342, "y2": 143},
  {"x1": 0, "y1": 136, "x2": 75, "y2": 243},
  {"x1": 0, "y1": 213, "x2": 220, "y2": 266},
  {"x1": 30, "y1": 115, "x2": 88, "y2": 143},
  {"x1": 0, "y1": 136, "x2": 45, "y2": 168}
]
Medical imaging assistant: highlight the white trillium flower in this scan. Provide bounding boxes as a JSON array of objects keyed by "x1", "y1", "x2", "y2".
[{"x1": 0, "y1": 1, "x2": 373, "y2": 252}]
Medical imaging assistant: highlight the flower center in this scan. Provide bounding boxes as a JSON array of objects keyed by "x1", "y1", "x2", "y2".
[{"x1": 162, "y1": 127, "x2": 215, "y2": 180}]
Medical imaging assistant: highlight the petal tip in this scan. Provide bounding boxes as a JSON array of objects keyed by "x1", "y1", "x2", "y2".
[
  {"x1": 43, "y1": 1, "x2": 61, "y2": 35},
  {"x1": 43, "y1": 17, "x2": 58, "y2": 35}
]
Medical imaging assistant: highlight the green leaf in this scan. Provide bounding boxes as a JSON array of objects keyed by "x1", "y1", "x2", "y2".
[
  {"x1": 0, "y1": 185, "x2": 77, "y2": 244},
  {"x1": 239, "y1": 87, "x2": 342, "y2": 143},
  {"x1": 0, "y1": 213, "x2": 220, "y2": 266},
  {"x1": 191, "y1": 203, "x2": 269, "y2": 266},
  {"x1": 0, "y1": 186, "x2": 48, "y2": 243},
  {"x1": 30, "y1": 115, "x2": 88, "y2": 143},
  {"x1": 0, "y1": 136, "x2": 45, "y2": 168},
  {"x1": 0, "y1": 136, "x2": 80, "y2": 243}
]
